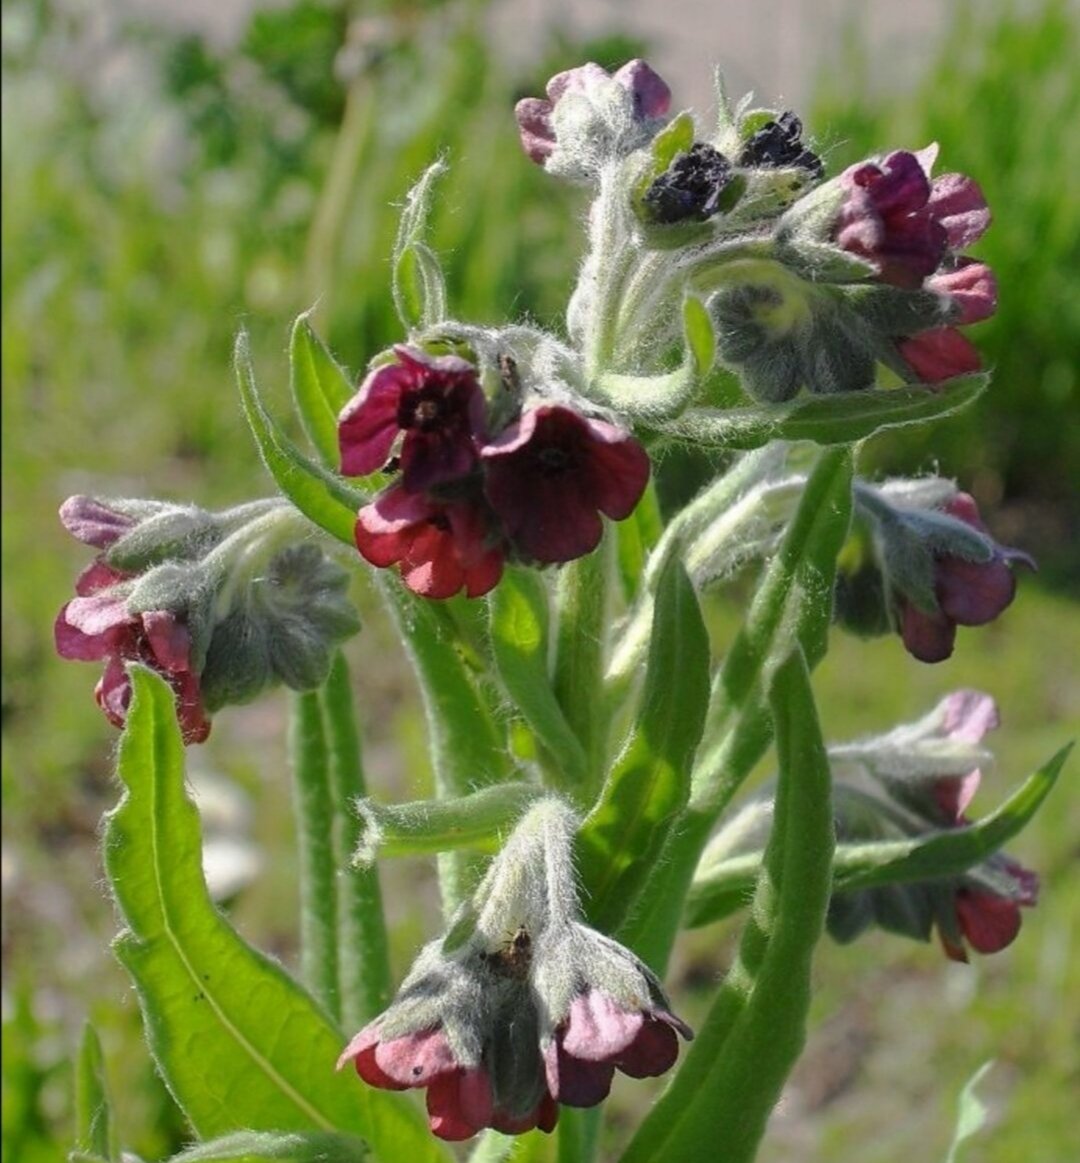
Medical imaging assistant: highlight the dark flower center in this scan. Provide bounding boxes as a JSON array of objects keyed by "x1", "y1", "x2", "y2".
[
  {"x1": 400, "y1": 388, "x2": 452, "y2": 433},
  {"x1": 536, "y1": 444, "x2": 576, "y2": 475}
]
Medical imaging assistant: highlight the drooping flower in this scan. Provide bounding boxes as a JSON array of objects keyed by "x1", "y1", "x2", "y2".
[
  {"x1": 354, "y1": 482, "x2": 504, "y2": 599},
  {"x1": 481, "y1": 405, "x2": 650, "y2": 564},
  {"x1": 897, "y1": 492, "x2": 1035, "y2": 664},
  {"x1": 54, "y1": 561, "x2": 211, "y2": 743},
  {"x1": 514, "y1": 59, "x2": 671, "y2": 179},
  {"x1": 339, "y1": 799, "x2": 692, "y2": 1141},
  {"x1": 826, "y1": 690, "x2": 1039, "y2": 961},
  {"x1": 338, "y1": 346, "x2": 487, "y2": 492},
  {"x1": 834, "y1": 148, "x2": 990, "y2": 289}
]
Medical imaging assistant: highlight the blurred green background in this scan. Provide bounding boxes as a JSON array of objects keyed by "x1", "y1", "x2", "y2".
[{"x1": 2, "y1": 1, "x2": 1077, "y2": 1160}]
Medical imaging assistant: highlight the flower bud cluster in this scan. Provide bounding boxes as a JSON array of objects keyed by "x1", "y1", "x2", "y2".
[
  {"x1": 338, "y1": 799, "x2": 692, "y2": 1140},
  {"x1": 836, "y1": 480, "x2": 1034, "y2": 662},
  {"x1": 338, "y1": 344, "x2": 650, "y2": 599},
  {"x1": 55, "y1": 496, "x2": 360, "y2": 742}
]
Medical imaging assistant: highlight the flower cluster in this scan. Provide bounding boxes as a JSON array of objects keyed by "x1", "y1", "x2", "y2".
[
  {"x1": 339, "y1": 799, "x2": 692, "y2": 1140},
  {"x1": 339, "y1": 346, "x2": 650, "y2": 599},
  {"x1": 837, "y1": 479, "x2": 1034, "y2": 663},
  {"x1": 55, "y1": 496, "x2": 360, "y2": 741},
  {"x1": 833, "y1": 146, "x2": 995, "y2": 382},
  {"x1": 826, "y1": 690, "x2": 1039, "y2": 961}
]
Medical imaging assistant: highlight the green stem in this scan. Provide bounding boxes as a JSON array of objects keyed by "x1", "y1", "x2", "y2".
[
  {"x1": 320, "y1": 652, "x2": 391, "y2": 1028},
  {"x1": 289, "y1": 690, "x2": 341, "y2": 1023}
]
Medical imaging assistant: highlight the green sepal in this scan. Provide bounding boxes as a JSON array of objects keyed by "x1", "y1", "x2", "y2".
[
  {"x1": 653, "y1": 373, "x2": 987, "y2": 450},
  {"x1": 593, "y1": 362, "x2": 699, "y2": 421},
  {"x1": 578, "y1": 557, "x2": 711, "y2": 933},
  {"x1": 289, "y1": 313, "x2": 354, "y2": 470},
  {"x1": 392, "y1": 161, "x2": 449, "y2": 333},
  {"x1": 488, "y1": 567, "x2": 589, "y2": 789},
  {"x1": 103, "y1": 666, "x2": 447, "y2": 1160},
  {"x1": 163, "y1": 1130, "x2": 370, "y2": 1162},
  {"x1": 73, "y1": 1024, "x2": 117, "y2": 1163},
  {"x1": 235, "y1": 332, "x2": 368, "y2": 547},
  {"x1": 352, "y1": 783, "x2": 545, "y2": 866}
]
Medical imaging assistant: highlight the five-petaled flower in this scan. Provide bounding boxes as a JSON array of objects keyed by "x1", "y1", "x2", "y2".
[
  {"x1": 481, "y1": 404, "x2": 650, "y2": 564},
  {"x1": 339, "y1": 799, "x2": 692, "y2": 1141},
  {"x1": 339, "y1": 346, "x2": 487, "y2": 492},
  {"x1": 898, "y1": 493, "x2": 1034, "y2": 664}
]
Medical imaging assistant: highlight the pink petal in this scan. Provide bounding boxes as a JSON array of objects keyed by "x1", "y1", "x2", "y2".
[
  {"x1": 141, "y1": 610, "x2": 192, "y2": 673},
  {"x1": 546, "y1": 62, "x2": 611, "y2": 103},
  {"x1": 373, "y1": 1027, "x2": 459, "y2": 1087},
  {"x1": 544, "y1": 1042, "x2": 615, "y2": 1107},
  {"x1": 514, "y1": 98, "x2": 556, "y2": 164},
  {"x1": 95, "y1": 655, "x2": 133, "y2": 728},
  {"x1": 932, "y1": 770, "x2": 982, "y2": 823},
  {"x1": 928, "y1": 173, "x2": 991, "y2": 249},
  {"x1": 929, "y1": 260, "x2": 997, "y2": 324},
  {"x1": 942, "y1": 689, "x2": 999, "y2": 746},
  {"x1": 426, "y1": 1068, "x2": 494, "y2": 1141},
  {"x1": 562, "y1": 991, "x2": 643, "y2": 1060},
  {"x1": 338, "y1": 363, "x2": 413, "y2": 477},
  {"x1": 55, "y1": 593, "x2": 133, "y2": 659},
  {"x1": 75, "y1": 560, "x2": 128, "y2": 596},
  {"x1": 937, "y1": 556, "x2": 1017, "y2": 626},
  {"x1": 59, "y1": 496, "x2": 135, "y2": 548},
  {"x1": 338, "y1": 1026, "x2": 409, "y2": 1090},
  {"x1": 613, "y1": 59, "x2": 672, "y2": 118}
]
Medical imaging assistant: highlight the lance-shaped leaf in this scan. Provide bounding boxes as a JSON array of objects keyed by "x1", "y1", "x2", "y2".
[
  {"x1": 578, "y1": 557, "x2": 711, "y2": 932},
  {"x1": 164, "y1": 1130, "x2": 370, "y2": 1162},
  {"x1": 488, "y1": 568, "x2": 588, "y2": 790},
  {"x1": 235, "y1": 332, "x2": 367, "y2": 547},
  {"x1": 73, "y1": 1024, "x2": 117, "y2": 1163},
  {"x1": 103, "y1": 667, "x2": 447, "y2": 1162},
  {"x1": 393, "y1": 161, "x2": 449, "y2": 332},
  {"x1": 289, "y1": 313, "x2": 354, "y2": 470},
  {"x1": 653, "y1": 374, "x2": 987, "y2": 450},
  {"x1": 352, "y1": 783, "x2": 543, "y2": 865},
  {"x1": 621, "y1": 650, "x2": 833, "y2": 1163},
  {"x1": 684, "y1": 742, "x2": 1070, "y2": 928}
]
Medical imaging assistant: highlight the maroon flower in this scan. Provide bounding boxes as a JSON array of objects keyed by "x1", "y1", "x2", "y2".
[
  {"x1": 544, "y1": 988, "x2": 692, "y2": 1108},
  {"x1": 898, "y1": 493, "x2": 1034, "y2": 664},
  {"x1": 835, "y1": 149, "x2": 990, "y2": 289},
  {"x1": 481, "y1": 405, "x2": 650, "y2": 564},
  {"x1": 55, "y1": 562, "x2": 210, "y2": 743},
  {"x1": 354, "y1": 482, "x2": 504, "y2": 599},
  {"x1": 338, "y1": 347, "x2": 487, "y2": 492},
  {"x1": 515, "y1": 59, "x2": 670, "y2": 167}
]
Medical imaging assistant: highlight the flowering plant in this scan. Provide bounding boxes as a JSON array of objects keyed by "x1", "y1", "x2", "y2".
[{"x1": 61, "y1": 55, "x2": 1070, "y2": 1163}]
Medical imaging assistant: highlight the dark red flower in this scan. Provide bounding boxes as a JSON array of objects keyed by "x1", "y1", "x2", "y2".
[
  {"x1": 835, "y1": 150, "x2": 989, "y2": 289},
  {"x1": 55, "y1": 562, "x2": 210, "y2": 743},
  {"x1": 898, "y1": 493, "x2": 1034, "y2": 664},
  {"x1": 481, "y1": 405, "x2": 650, "y2": 564},
  {"x1": 354, "y1": 483, "x2": 504, "y2": 599},
  {"x1": 338, "y1": 347, "x2": 486, "y2": 492},
  {"x1": 896, "y1": 326, "x2": 983, "y2": 384}
]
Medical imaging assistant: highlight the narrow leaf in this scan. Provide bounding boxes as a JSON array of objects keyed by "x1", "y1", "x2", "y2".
[
  {"x1": 290, "y1": 314, "x2": 354, "y2": 470},
  {"x1": 166, "y1": 1129, "x2": 369, "y2": 1162},
  {"x1": 103, "y1": 667, "x2": 446, "y2": 1161},
  {"x1": 655, "y1": 375, "x2": 987, "y2": 449},
  {"x1": 235, "y1": 332, "x2": 367, "y2": 547},
  {"x1": 392, "y1": 161, "x2": 449, "y2": 333},
  {"x1": 74, "y1": 1024, "x2": 116, "y2": 1162},
  {"x1": 578, "y1": 557, "x2": 711, "y2": 932},
  {"x1": 944, "y1": 1061, "x2": 996, "y2": 1163},
  {"x1": 622, "y1": 650, "x2": 833, "y2": 1163},
  {"x1": 489, "y1": 568, "x2": 588, "y2": 789},
  {"x1": 683, "y1": 295, "x2": 716, "y2": 376}
]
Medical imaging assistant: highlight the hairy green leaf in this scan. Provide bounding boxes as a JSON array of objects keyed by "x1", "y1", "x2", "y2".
[
  {"x1": 289, "y1": 313, "x2": 354, "y2": 470},
  {"x1": 235, "y1": 332, "x2": 366, "y2": 547},
  {"x1": 578, "y1": 557, "x2": 711, "y2": 932},
  {"x1": 103, "y1": 667, "x2": 446, "y2": 1161},
  {"x1": 73, "y1": 1024, "x2": 116, "y2": 1163}
]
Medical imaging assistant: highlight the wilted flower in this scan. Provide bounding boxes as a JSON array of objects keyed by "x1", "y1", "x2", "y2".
[
  {"x1": 339, "y1": 798, "x2": 692, "y2": 1141},
  {"x1": 354, "y1": 482, "x2": 504, "y2": 599},
  {"x1": 338, "y1": 346, "x2": 486, "y2": 492},
  {"x1": 738, "y1": 111, "x2": 823, "y2": 177},
  {"x1": 515, "y1": 60, "x2": 670, "y2": 179},
  {"x1": 643, "y1": 142, "x2": 734, "y2": 224},
  {"x1": 481, "y1": 405, "x2": 650, "y2": 564}
]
